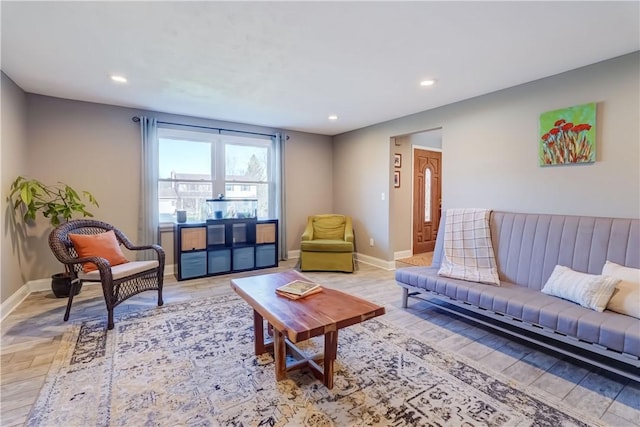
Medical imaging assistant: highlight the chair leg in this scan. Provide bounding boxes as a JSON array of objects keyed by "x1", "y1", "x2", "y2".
[
  {"x1": 107, "y1": 308, "x2": 114, "y2": 330},
  {"x1": 63, "y1": 279, "x2": 80, "y2": 321},
  {"x1": 157, "y1": 272, "x2": 164, "y2": 306}
]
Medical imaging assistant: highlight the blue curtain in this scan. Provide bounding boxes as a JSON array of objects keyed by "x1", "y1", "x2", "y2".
[
  {"x1": 138, "y1": 117, "x2": 159, "y2": 260},
  {"x1": 275, "y1": 133, "x2": 287, "y2": 260}
]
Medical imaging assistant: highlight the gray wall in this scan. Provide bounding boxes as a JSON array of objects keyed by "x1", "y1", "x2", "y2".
[
  {"x1": 24, "y1": 95, "x2": 143, "y2": 282},
  {"x1": 332, "y1": 124, "x2": 390, "y2": 261},
  {"x1": 1, "y1": 72, "x2": 29, "y2": 302},
  {"x1": 285, "y1": 130, "x2": 334, "y2": 244},
  {"x1": 1, "y1": 93, "x2": 333, "y2": 303},
  {"x1": 335, "y1": 52, "x2": 640, "y2": 261}
]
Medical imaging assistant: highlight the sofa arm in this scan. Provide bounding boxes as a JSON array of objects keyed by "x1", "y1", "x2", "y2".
[
  {"x1": 344, "y1": 216, "x2": 354, "y2": 243},
  {"x1": 301, "y1": 217, "x2": 314, "y2": 241}
]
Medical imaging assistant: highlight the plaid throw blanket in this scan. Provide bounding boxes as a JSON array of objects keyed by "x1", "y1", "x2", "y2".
[{"x1": 437, "y1": 208, "x2": 500, "y2": 285}]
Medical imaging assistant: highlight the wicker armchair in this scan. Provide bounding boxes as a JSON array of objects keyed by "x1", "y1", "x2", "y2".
[{"x1": 48, "y1": 219, "x2": 165, "y2": 330}]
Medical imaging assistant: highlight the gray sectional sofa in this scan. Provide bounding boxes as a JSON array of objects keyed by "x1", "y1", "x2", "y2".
[{"x1": 395, "y1": 211, "x2": 640, "y2": 381}]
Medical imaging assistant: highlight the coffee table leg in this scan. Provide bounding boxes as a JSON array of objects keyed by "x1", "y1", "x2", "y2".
[
  {"x1": 273, "y1": 329, "x2": 287, "y2": 381},
  {"x1": 253, "y1": 310, "x2": 265, "y2": 355},
  {"x1": 324, "y1": 330, "x2": 338, "y2": 389}
]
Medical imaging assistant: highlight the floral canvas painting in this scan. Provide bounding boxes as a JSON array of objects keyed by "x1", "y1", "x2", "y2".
[{"x1": 539, "y1": 103, "x2": 596, "y2": 166}]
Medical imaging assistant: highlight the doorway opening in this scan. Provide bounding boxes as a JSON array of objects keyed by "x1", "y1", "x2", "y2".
[{"x1": 390, "y1": 128, "x2": 442, "y2": 261}]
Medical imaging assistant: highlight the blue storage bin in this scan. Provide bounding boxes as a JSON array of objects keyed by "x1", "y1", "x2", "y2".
[
  {"x1": 233, "y1": 247, "x2": 255, "y2": 270},
  {"x1": 181, "y1": 252, "x2": 207, "y2": 279},
  {"x1": 256, "y1": 245, "x2": 276, "y2": 267},
  {"x1": 208, "y1": 249, "x2": 231, "y2": 274}
]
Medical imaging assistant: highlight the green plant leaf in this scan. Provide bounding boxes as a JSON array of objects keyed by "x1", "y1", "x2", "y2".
[
  {"x1": 7, "y1": 177, "x2": 99, "y2": 226},
  {"x1": 20, "y1": 185, "x2": 32, "y2": 206}
]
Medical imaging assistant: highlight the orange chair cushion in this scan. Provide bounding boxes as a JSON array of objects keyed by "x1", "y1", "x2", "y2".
[{"x1": 69, "y1": 230, "x2": 129, "y2": 273}]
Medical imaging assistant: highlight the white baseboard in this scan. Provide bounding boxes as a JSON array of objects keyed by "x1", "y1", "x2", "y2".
[
  {"x1": 2, "y1": 277, "x2": 55, "y2": 321},
  {"x1": 394, "y1": 250, "x2": 412, "y2": 260},
  {"x1": 164, "y1": 264, "x2": 175, "y2": 278},
  {"x1": 0, "y1": 284, "x2": 30, "y2": 322},
  {"x1": 356, "y1": 253, "x2": 396, "y2": 271},
  {"x1": 287, "y1": 249, "x2": 300, "y2": 259},
  {"x1": 29, "y1": 278, "x2": 52, "y2": 293}
]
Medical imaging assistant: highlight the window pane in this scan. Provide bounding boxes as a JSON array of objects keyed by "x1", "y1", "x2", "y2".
[
  {"x1": 159, "y1": 139, "x2": 211, "y2": 180},
  {"x1": 225, "y1": 144, "x2": 268, "y2": 181},
  {"x1": 424, "y1": 168, "x2": 431, "y2": 222},
  {"x1": 156, "y1": 128, "x2": 275, "y2": 223},
  {"x1": 159, "y1": 180, "x2": 212, "y2": 222},
  {"x1": 225, "y1": 182, "x2": 269, "y2": 218}
]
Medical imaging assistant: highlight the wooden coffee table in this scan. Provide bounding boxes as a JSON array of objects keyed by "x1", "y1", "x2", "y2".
[{"x1": 230, "y1": 270, "x2": 385, "y2": 389}]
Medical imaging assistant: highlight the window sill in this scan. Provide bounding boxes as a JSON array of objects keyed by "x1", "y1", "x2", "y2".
[{"x1": 159, "y1": 223, "x2": 175, "y2": 233}]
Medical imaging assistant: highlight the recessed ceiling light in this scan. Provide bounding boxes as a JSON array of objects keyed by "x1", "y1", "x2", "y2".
[
  {"x1": 110, "y1": 75, "x2": 128, "y2": 83},
  {"x1": 420, "y1": 79, "x2": 436, "y2": 87},
  {"x1": 328, "y1": 115, "x2": 338, "y2": 121}
]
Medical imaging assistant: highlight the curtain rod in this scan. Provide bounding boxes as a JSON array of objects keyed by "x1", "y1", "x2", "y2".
[{"x1": 131, "y1": 116, "x2": 278, "y2": 139}]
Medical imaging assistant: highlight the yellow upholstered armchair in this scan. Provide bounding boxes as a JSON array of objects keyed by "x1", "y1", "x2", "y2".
[{"x1": 299, "y1": 214, "x2": 354, "y2": 273}]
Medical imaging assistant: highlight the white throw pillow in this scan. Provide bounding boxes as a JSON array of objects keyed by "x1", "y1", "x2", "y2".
[
  {"x1": 541, "y1": 265, "x2": 620, "y2": 312},
  {"x1": 602, "y1": 261, "x2": 640, "y2": 319}
]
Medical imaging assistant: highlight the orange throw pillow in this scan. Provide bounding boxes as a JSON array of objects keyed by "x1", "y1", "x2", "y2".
[{"x1": 69, "y1": 230, "x2": 129, "y2": 273}]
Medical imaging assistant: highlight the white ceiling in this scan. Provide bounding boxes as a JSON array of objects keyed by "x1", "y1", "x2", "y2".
[{"x1": 2, "y1": 1, "x2": 638, "y2": 136}]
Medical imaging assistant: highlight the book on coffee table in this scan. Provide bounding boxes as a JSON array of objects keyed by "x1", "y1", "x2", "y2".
[
  {"x1": 276, "y1": 280, "x2": 322, "y2": 299},
  {"x1": 276, "y1": 287, "x2": 323, "y2": 300}
]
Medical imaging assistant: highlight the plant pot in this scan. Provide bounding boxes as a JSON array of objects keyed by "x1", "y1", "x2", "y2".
[{"x1": 51, "y1": 273, "x2": 82, "y2": 298}]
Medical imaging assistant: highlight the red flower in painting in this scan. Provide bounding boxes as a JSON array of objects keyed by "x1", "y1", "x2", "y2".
[
  {"x1": 572, "y1": 124, "x2": 592, "y2": 132},
  {"x1": 541, "y1": 117, "x2": 593, "y2": 165}
]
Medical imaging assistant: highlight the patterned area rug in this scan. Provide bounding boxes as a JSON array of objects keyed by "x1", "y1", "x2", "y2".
[{"x1": 28, "y1": 294, "x2": 601, "y2": 426}]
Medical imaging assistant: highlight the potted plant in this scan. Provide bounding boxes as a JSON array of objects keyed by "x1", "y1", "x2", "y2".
[{"x1": 8, "y1": 176, "x2": 99, "y2": 297}]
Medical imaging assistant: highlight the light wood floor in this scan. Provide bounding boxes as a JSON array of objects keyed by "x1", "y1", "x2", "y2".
[{"x1": 2, "y1": 260, "x2": 639, "y2": 426}]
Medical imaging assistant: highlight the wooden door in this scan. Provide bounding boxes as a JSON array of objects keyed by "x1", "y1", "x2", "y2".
[{"x1": 413, "y1": 149, "x2": 441, "y2": 254}]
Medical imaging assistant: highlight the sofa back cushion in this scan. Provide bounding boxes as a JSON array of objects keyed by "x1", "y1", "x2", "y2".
[
  {"x1": 490, "y1": 212, "x2": 640, "y2": 291},
  {"x1": 432, "y1": 211, "x2": 640, "y2": 291},
  {"x1": 312, "y1": 215, "x2": 346, "y2": 240}
]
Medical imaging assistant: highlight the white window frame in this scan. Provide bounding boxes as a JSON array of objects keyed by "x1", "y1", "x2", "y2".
[{"x1": 157, "y1": 126, "x2": 274, "y2": 224}]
